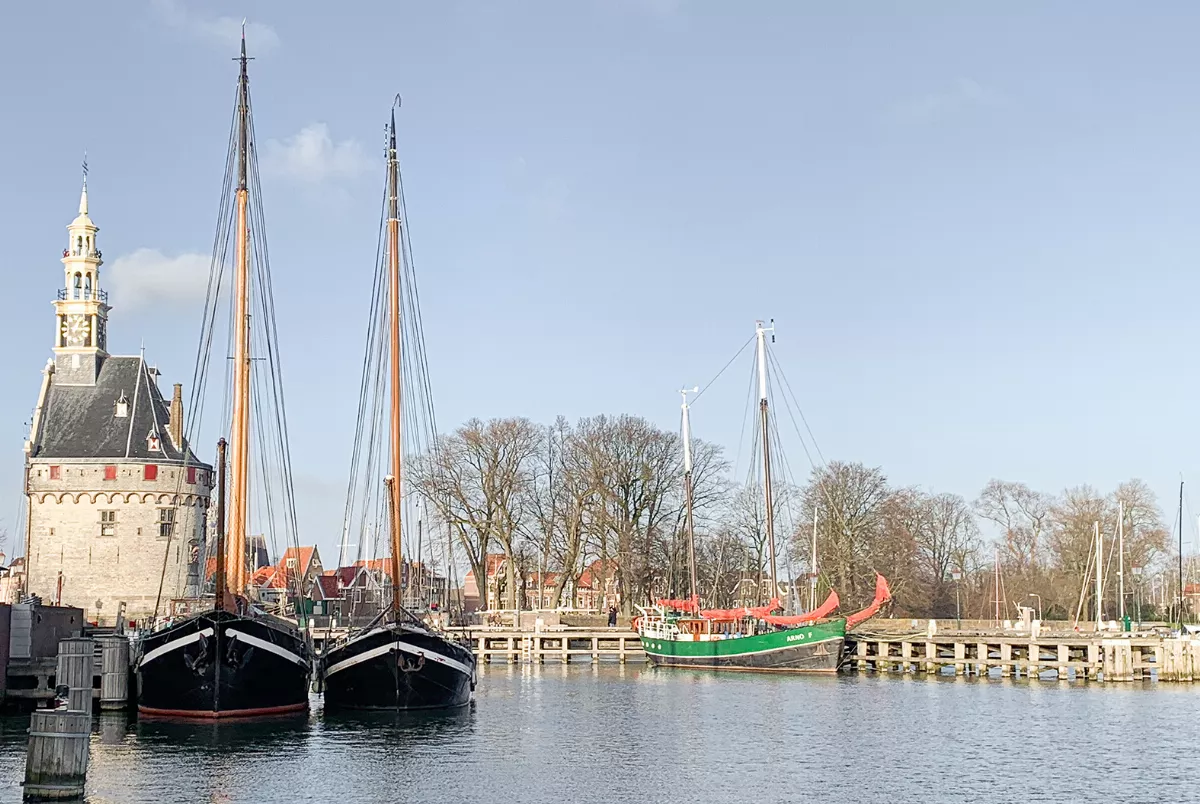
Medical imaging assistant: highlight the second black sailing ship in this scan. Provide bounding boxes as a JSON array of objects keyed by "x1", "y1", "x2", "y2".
[
  {"x1": 319, "y1": 104, "x2": 476, "y2": 710},
  {"x1": 136, "y1": 35, "x2": 312, "y2": 718}
]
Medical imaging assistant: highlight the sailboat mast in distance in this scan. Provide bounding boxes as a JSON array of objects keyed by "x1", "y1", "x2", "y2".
[
  {"x1": 756, "y1": 319, "x2": 778, "y2": 605},
  {"x1": 680, "y1": 387, "x2": 699, "y2": 605},
  {"x1": 227, "y1": 35, "x2": 252, "y2": 597},
  {"x1": 387, "y1": 108, "x2": 404, "y2": 613}
]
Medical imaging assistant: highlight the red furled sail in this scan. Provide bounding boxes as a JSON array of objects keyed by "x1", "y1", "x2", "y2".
[
  {"x1": 762, "y1": 590, "x2": 840, "y2": 626},
  {"x1": 844, "y1": 573, "x2": 892, "y2": 629},
  {"x1": 656, "y1": 596, "x2": 699, "y2": 613},
  {"x1": 700, "y1": 598, "x2": 782, "y2": 621}
]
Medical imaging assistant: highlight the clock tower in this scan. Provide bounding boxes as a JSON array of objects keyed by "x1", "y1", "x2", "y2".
[{"x1": 53, "y1": 169, "x2": 110, "y2": 385}]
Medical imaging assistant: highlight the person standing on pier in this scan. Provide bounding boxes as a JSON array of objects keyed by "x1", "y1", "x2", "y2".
[{"x1": 608, "y1": 606, "x2": 618, "y2": 628}]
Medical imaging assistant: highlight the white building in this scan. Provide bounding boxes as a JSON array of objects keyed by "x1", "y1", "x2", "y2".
[{"x1": 21, "y1": 175, "x2": 213, "y2": 626}]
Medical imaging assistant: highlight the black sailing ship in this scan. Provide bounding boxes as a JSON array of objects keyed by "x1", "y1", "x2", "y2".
[
  {"x1": 320, "y1": 106, "x2": 476, "y2": 711},
  {"x1": 137, "y1": 35, "x2": 312, "y2": 718}
]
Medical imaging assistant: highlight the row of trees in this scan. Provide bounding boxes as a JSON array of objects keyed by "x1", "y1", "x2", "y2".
[{"x1": 412, "y1": 416, "x2": 1177, "y2": 620}]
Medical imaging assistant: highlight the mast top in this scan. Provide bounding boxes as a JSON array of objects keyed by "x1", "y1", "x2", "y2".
[
  {"x1": 235, "y1": 27, "x2": 251, "y2": 192},
  {"x1": 679, "y1": 386, "x2": 698, "y2": 474}
]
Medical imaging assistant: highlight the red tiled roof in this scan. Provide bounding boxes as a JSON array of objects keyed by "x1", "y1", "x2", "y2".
[
  {"x1": 314, "y1": 574, "x2": 340, "y2": 599},
  {"x1": 280, "y1": 546, "x2": 318, "y2": 574},
  {"x1": 253, "y1": 566, "x2": 286, "y2": 589}
]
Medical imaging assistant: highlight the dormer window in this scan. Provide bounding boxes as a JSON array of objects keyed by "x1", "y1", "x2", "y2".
[
  {"x1": 146, "y1": 427, "x2": 161, "y2": 453},
  {"x1": 114, "y1": 392, "x2": 128, "y2": 418}
]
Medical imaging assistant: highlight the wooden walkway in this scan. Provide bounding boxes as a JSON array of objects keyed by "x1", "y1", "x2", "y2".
[
  {"x1": 450, "y1": 627, "x2": 644, "y2": 664},
  {"x1": 844, "y1": 632, "x2": 1200, "y2": 681}
]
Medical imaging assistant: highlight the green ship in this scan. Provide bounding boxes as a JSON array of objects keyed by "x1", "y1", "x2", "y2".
[{"x1": 635, "y1": 321, "x2": 889, "y2": 673}]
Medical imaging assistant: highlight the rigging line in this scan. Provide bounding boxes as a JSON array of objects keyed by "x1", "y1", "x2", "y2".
[
  {"x1": 766, "y1": 348, "x2": 819, "y2": 473},
  {"x1": 692, "y1": 334, "x2": 755, "y2": 406},
  {"x1": 731, "y1": 348, "x2": 758, "y2": 487},
  {"x1": 767, "y1": 347, "x2": 827, "y2": 468},
  {"x1": 340, "y1": 171, "x2": 390, "y2": 568},
  {"x1": 154, "y1": 89, "x2": 239, "y2": 621}
]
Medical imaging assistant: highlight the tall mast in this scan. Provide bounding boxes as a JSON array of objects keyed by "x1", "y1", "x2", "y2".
[
  {"x1": 680, "y1": 387, "x2": 699, "y2": 606},
  {"x1": 387, "y1": 109, "x2": 404, "y2": 614},
  {"x1": 1094, "y1": 520, "x2": 1103, "y2": 629},
  {"x1": 1178, "y1": 480, "x2": 1184, "y2": 631},
  {"x1": 755, "y1": 320, "x2": 778, "y2": 605},
  {"x1": 1118, "y1": 500, "x2": 1125, "y2": 621},
  {"x1": 214, "y1": 439, "x2": 228, "y2": 610},
  {"x1": 810, "y1": 506, "x2": 818, "y2": 612},
  {"x1": 226, "y1": 32, "x2": 252, "y2": 597}
]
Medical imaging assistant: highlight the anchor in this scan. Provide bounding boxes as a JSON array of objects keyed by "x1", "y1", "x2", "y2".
[{"x1": 398, "y1": 651, "x2": 426, "y2": 674}]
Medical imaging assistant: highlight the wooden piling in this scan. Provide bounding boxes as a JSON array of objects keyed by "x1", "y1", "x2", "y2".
[
  {"x1": 97, "y1": 636, "x2": 130, "y2": 710},
  {"x1": 54, "y1": 638, "x2": 94, "y2": 716},
  {"x1": 23, "y1": 711, "x2": 91, "y2": 801},
  {"x1": 24, "y1": 638, "x2": 94, "y2": 801}
]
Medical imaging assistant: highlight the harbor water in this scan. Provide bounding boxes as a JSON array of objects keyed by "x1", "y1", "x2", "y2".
[{"x1": 0, "y1": 664, "x2": 1196, "y2": 803}]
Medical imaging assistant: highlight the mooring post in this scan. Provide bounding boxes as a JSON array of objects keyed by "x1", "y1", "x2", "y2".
[
  {"x1": 97, "y1": 636, "x2": 130, "y2": 710},
  {"x1": 24, "y1": 637, "x2": 94, "y2": 801}
]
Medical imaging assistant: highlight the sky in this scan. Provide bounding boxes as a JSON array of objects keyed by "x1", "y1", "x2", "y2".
[{"x1": 4, "y1": 2, "x2": 1200, "y2": 565}]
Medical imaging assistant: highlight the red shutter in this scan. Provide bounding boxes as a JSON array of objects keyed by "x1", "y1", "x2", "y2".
[
  {"x1": 187, "y1": 466, "x2": 197, "y2": 484},
  {"x1": 103, "y1": 466, "x2": 116, "y2": 481},
  {"x1": 49, "y1": 466, "x2": 61, "y2": 480},
  {"x1": 144, "y1": 464, "x2": 158, "y2": 481}
]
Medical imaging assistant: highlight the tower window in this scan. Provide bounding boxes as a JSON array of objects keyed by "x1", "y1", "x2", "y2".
[
  {"x1": 103, "y1": 465, "x2": 117, "y2": 481},
  {"x1": 49, "y1": 466, "x2": 61, "y2": 480},
  {"x1": 158, "y1": 508, "x2": 176, "y2": 539},
  {"x1": 144, "y1": 464, "x2": 158, "y2": 481},
  {"x1": 99, "y1": 511, "x2": 116, "y2": 538},
  {"x1": 73, "y1": 273, "x2": 82, "y2": 299}
]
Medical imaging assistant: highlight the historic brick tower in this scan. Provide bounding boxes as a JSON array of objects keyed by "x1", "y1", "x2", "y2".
[{"x1": 22, "y1": 172, "x2": 213, "y2": 626}]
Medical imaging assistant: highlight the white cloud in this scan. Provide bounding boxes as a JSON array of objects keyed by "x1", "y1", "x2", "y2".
[
  {"x1": 892, "y1": 78, "x2": 1005, "y2": 124},
  {"x1": 150, "y1": 0, "x2": 281, "y2": 54},
  {"x1": 107, "y1": 249, "x2": 210, "y2": 310},
  {"x1": 260, "y1": 123, "x2": 373, "y2": 184}
]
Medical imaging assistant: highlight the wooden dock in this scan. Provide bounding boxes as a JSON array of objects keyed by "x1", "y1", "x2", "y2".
[
  {"x1": 844, "y1": 630, "x2": 1200, "y2": 682},
  {"x1": 458, "y1": 627, "x2": 644, "y2": 664}
]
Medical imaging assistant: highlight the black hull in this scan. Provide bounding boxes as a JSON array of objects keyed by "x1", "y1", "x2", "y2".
[
  {"x1": 136, "y1": 609, "x2": 312, "y2": 718},
  {"x1": 321, "y1": 624, "x2": 476, "y2": 711}
]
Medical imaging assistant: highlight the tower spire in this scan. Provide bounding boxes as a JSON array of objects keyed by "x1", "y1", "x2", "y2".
[{"x1": 79, "y1": 151, "x2": 89, "y2": 215}]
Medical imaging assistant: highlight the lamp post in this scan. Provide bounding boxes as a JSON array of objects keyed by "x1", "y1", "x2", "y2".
[
  {"x1": 1028, "y1": 593, "x2": 1042, "y2": 622},
  {"x1": 951, "y1": 569, "x2": 963, "y2": 630}
]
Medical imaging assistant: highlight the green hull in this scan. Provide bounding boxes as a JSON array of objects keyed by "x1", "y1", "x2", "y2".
[{"x1": 640, "y1": 619, "x2": 846, "y2": 673}]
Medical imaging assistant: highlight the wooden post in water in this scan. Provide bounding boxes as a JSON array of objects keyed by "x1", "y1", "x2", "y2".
[
  {"x1": 97, "y1": 636, "x2": 130, "y2": 710},
  {"x1": 24, "y1": 637, "x2": 94, "y2": 801}
]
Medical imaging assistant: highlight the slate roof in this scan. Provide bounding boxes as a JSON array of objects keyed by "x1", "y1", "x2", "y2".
[{"x1": 32, "y1": 355, "x2": 210, "y2": 468}]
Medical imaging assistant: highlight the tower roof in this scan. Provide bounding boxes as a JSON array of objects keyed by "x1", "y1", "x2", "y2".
[
  {"x1": 69, "y1": 176, "x2": 96, "y2": 231},
  {"x1": 29, "y1": 355, "x2": 210, "y2": 468}
]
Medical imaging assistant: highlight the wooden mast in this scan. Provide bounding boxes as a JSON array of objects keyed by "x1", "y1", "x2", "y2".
[
  {"x1": 214, "y1": 439, "x2": 228, "y2": 610},
  {"x1": 386, "y1": 109, "x2": 404, "y2": 614},
  {"x1": 227, "y1": 34, "x2": 252, "y2": 598},
  {"x1": 756, "y1": 320, "x2": 779, "y2": 606},
  {"x1": 680, "y1": 387, "x2": 699, "y2": 607}
]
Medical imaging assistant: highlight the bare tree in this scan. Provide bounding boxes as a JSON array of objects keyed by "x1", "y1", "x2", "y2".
[{"x1": 412, "y1": 417, "x2": 542, "y2": 610}]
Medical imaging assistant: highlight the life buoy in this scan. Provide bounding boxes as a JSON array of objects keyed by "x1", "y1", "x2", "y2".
[{"x1": 631, "y1": 616, "x2": 641, "y2": 632}]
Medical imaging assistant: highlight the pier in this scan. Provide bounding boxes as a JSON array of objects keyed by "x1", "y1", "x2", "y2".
[
  {"x1": 305, "y1": 618, "x2": 1200, "y2": 681},
  {"x1": 845, "y1": 619, "x2": 1200, "y2": 682}
]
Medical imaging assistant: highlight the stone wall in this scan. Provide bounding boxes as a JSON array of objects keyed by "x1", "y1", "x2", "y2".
[{"x1": 25, "y1": 459, "x2": 211, "y2": 626}]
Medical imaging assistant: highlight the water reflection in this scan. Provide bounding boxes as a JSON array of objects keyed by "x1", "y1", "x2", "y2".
[{"x1": 0, "y1": 666, "x2": 1198, "y2": 803}]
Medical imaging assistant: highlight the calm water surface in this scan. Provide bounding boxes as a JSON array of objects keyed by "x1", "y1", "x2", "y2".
[{"x1": 0, "y1": 664, "x2": 1195, "y2": 803}]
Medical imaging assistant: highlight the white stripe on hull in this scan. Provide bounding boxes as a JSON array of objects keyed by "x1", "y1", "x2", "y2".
[
  {"x1": 325, "y1": 636, "x2": 473, "y2": 679},
  {"x1": 227, "y1": 628, "x2": 308, "y2": 667},
  {"x1": 139, "y1": 628, "x2": 215, "y2": 668}
]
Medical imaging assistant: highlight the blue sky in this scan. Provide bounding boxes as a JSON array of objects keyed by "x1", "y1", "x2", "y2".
[{"x1": 3, "y1": 2, "x2": 1200, "y2": 563}]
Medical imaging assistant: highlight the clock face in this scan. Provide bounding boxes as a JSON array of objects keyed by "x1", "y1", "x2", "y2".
[{"x1": 63, "y1": 314, "x2": 89, "y2": 347}]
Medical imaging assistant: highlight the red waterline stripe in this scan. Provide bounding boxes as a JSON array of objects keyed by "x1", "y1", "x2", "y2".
[{"x1": 138, "y1": 702, "x2": 308, "y2": 719}]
